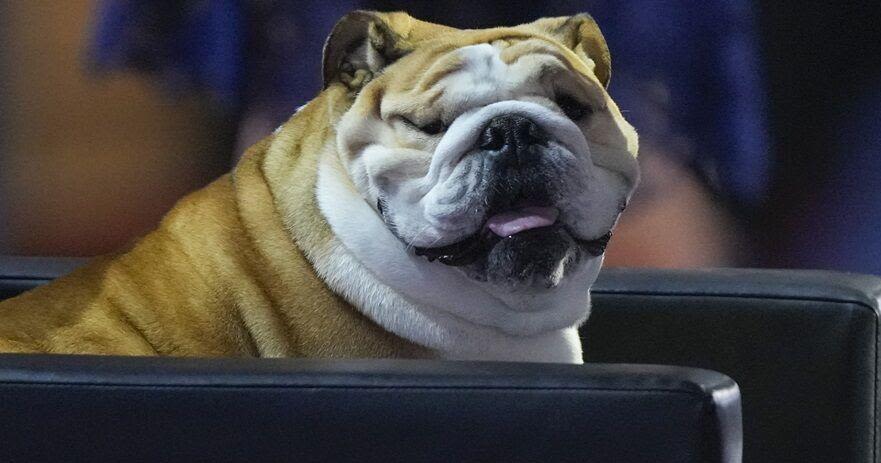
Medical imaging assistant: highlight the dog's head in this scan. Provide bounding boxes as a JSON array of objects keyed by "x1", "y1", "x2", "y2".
[{"x1": 324, "y1": 11, "x2": 638, "y2": 291}]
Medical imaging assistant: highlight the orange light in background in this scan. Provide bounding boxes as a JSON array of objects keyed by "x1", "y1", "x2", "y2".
[{"x1": 0, "y1": 1, "x2": 228, "y2": 256}]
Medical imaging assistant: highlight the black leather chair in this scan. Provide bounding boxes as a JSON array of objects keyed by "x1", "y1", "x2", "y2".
[
  {"x1": 586, "y1": 268, "x2": 881, "y2": 463},
  {"x1": 5, "y1": 256, "x2": 876, "y2": 462}
]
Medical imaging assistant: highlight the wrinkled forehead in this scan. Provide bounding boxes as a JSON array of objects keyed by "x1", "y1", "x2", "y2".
[{"x1": 377, "y1": 31, "x2": 605, "y2": 115}]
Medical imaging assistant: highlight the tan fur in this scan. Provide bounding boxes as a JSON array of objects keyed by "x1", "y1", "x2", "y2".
[
  {"x1": 0, "y1": 83, "x2": 428, "y2": 358},
  {"x1": 0, "y1": 11, "x2": 618, "y2": 358}
]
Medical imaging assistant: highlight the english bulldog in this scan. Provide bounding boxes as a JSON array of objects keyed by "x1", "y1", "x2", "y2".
[{"x1": 0, "y1": 11, "x2": 638, "y2": 363}]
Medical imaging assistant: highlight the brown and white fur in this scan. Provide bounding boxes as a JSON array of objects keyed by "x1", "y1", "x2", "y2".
[{"x1": 0, "y1": 11, "x2": 638, "y2": 363}]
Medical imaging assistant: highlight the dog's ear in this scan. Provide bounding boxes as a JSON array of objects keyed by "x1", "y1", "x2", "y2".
[
  {"x1": 323, "y1": 11, "x2": 457, "y2": 91},
  {"x1": 321, "y1": 11, "x2": 420, "y2": 91},
  {"x1": 525, "y1": 14, "x2": 612, "y2": 88}
]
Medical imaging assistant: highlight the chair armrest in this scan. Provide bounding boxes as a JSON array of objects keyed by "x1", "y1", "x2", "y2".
[
  {"x1": 587, "y1": 268, "x2": 881, "y2": 463},
  {"x1": 0, "y1": 355, "x2": 741, "y2": 463},
  {"x1": 0, "y1": 255, "x2": 88, "y2": 300}
]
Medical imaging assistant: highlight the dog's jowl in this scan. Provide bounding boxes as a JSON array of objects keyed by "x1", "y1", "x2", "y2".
[{"x1": 0, "y1": 11, "x2": 638, "y2": 363}]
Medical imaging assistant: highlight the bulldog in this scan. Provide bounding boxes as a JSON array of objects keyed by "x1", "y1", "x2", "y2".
[{"x1": 0, "y1": 11, "x2": 638, "y2": 363}]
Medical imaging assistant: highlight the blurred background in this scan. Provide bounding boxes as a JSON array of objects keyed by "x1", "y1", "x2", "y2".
[{"x1": 0, "y1": 1, "x2": 879, "y2": 274}]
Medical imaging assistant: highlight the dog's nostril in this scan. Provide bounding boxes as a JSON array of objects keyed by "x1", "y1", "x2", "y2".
[
  {"x1": 479, "y1": 115, "x2": 548, "y2": 153},
  {"x1": 524, "y1": 120, "x2": 546, "y2": 146},
  {"x1": 479, "y1": 125, "x2": 506, "y2": 151}
]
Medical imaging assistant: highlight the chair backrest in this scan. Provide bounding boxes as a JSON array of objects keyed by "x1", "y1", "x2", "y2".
[
  {"x1": 0, "y1": 354, "x2": 740, "y2": 463},
  {"x1": 5, "y1": 256, "x2": 877, "y2": 462},
  {"x1": 587, "y1": 268, "x2": 881, "y2": 463},
  {"x1": 0, "y1": 255, "x2": 86, "y2": 300}
]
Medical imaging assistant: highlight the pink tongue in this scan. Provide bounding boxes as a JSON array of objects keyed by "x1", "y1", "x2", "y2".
[{"x1": 486, "y1": 207, "x2": 560, "y2": 237}]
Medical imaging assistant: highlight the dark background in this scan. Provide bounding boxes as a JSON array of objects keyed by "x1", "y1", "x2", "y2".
[
  {"x1": 1, "y1": 1, "x2": 880, "y2": 274},
  {"x1": 758, "y1": 2, "x2": 881, "y2": 270}
]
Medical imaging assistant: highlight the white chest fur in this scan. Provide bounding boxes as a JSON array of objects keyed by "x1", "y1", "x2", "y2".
[{"x1": 311, "y1": 149, "x2": 598, "y2": 363}]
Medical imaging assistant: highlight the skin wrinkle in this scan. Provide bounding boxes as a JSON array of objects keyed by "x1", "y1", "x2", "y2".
[
  {"x1": 233, "y1": 155, "x2": 303, "y2": 357},
  {"x1": 424, "y1": 87, "x2": 447, "y2": 109},
  {"x1": 416, "y1": 54, "x2": 465, "y2": 92},
  {"x1": 435, "y1": 161, "x2": 472, "y2": 205},
  {"x1": 500, "y1": 39, "x2": 566, "y2": 66},
  {"x1": 157, "y1": 228, "x2": 244, "y2": 354},
  {"x1": 370, "y1": 99, "x2": 619, "y2": 247},
  {"x1": 228, "y1": 297, "x2": 261, "y2": 357},
  {"x1": 228, "y1": 257, "x2": 285, "y2": 356},
  {"x1": 105, "y1": 298, "x2": 160, "y2": 355},
  {"x1": 107, "y1": 238, "x2": 193, "y2": 355},
  {"x1": 385, "y1": 44, "x2": 600, "y2": 141}
]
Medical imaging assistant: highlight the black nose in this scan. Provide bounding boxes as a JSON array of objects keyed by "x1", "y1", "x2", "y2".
[{"x1": 478, "y1": 115, "x2": 548, "y2": 156}]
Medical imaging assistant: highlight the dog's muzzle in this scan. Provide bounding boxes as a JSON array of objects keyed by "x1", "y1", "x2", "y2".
[{"x1": 411, "y1": 113, "x2": 612, "y2": 268}]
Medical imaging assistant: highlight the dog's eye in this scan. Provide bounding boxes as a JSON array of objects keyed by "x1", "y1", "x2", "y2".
[
  {"x1": 401, "y1": 117, "x2": 446, "y2": 136},
  {"x1": 418, "y1": 120, "x2": 446, "y2": 135},
  {"x1": 555, "y1": 94, "x2": 592, "y2": 121}
]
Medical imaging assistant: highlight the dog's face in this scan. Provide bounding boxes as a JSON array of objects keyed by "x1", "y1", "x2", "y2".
[{"x1": 325, "y1": 12, "x2": 638, "y2": 291}]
